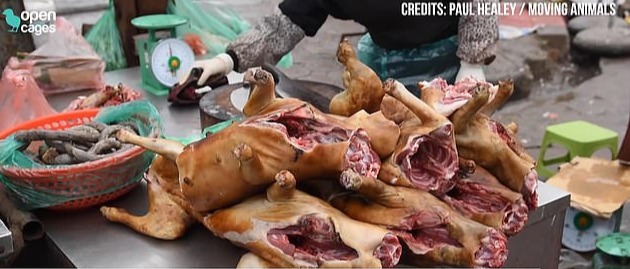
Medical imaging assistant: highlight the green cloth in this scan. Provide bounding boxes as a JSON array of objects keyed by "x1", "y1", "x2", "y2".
[{"x1": 357, "y1": 33, "x2": 460, "y2": 95}]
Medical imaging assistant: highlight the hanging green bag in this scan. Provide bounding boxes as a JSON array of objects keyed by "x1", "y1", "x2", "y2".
[{"x1": 85, "y1": 0, "x2": 128, "y2": 71}]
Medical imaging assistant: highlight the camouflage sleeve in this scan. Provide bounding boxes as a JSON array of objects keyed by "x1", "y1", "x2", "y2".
[
  {"x1": 226, "y1": 8, "x2": 305, "y2": 72},
  {"x1": 456, "y1": 0, "x2": 499, "y2": 65}
]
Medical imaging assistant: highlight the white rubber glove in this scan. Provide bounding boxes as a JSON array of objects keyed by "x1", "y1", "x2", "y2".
[
  {"x1": 178, "y1": 53, "x2": 234, "y2": 86},
  {"x1": 455, "y1": 60, "x2": 485, "y2": 82}
]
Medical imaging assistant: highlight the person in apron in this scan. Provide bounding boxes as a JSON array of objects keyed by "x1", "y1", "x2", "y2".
[{"x1": 180, "y1": 0, "x2": 498, "y2": 96}]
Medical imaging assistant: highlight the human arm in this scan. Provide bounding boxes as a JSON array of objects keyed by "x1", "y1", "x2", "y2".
[
  {"x1": 181, "y1": 0, "x2": 332, "y2": 85},
  {"x1": 455, "y1": 0, "x2": 499, "y2": 82},
  {"x1": 180, "y1": 8, "x2": 306, "y2": 85},
  {"x1": 227, "y1": 0, "x2": 332, "y2": 73},
  {"x1": 225, "y1": 8, "x2": 307, "y2": 73}
]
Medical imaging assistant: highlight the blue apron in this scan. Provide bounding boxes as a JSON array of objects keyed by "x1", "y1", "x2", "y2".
[{"x1": 357, "y1": 33, "x2": 461, "y2": 96}]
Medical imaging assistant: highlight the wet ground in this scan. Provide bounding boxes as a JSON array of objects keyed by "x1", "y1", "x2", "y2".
[{"x1": 532, "y1": 52, "x2": 602, "y2": 96}]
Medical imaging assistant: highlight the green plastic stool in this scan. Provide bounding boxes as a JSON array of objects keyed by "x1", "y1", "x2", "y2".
[{"x1": 537, "y1": 120, "x2": 619, "y2": 179}]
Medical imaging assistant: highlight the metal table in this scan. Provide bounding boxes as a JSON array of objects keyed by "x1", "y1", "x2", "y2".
[{"x1": 38, "y1": 68, "x2": 571, "y2": 268}]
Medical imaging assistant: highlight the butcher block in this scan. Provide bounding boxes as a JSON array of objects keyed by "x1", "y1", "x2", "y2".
[{"x1": 34, "y1": 67, "x2": 570, "y2": 268}]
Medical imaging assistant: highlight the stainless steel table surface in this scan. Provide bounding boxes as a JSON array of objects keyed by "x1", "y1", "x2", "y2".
[{"x1": 37, "y1": 67, "x2": 571, "y2": 268}]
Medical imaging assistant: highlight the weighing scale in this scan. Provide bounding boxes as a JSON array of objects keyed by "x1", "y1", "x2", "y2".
[
  {"x1": 131, "y1": 14, "x2": 195, "y2": 96},
  {"x1": 562, "y1": 207, "x2": 622, "y2": 252},
  {"x1": 592, "y1": 233, "x2": 630, "y2": 269}
]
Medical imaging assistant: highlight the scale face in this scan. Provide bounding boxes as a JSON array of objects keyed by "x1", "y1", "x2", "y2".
[
  {"x1": 150, "y1": 38, "x2": 195, "y2": 87},
  {"x1": 562, "y1": 207, "x2": 617, "y2": 252}
]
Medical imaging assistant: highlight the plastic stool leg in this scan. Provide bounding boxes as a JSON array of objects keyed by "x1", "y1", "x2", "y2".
[
  {"x1": 537, "y1": 143, "x2": 561, "y2": 179},
  {"x1": 610, "y1": 145, "x2": 619, "y2": 159},
  {"x1": 541, "y1": 140, "x2": 572, "y2": 165},
  {"x1": 537, "y1": 139, "x2": 551, "y2": 164},
  {"x1": 538, "y1": 138, "x2": 575, "y2": 179},
  {"x1": 581, "y1": 141, "x2": 619, "y2": 160},
  {"x1": 611, "y1": 139, "x2": 619, "y2": 159},
  {"x1": 569, "y1": 145, "x2": 591, "y2": 160}
]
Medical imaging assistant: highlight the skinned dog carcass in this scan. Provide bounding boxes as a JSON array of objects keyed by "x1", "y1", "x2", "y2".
[
  {"x1": 418, "y1": 79, "x2": 534, "y2": 165},
  {"x1": 376, "y1": 79, "x2": 459, "y2": 195},
  {"x1": 241, "y1": 67, "x2": 399, "y2": 159},
  {"x1": 206, "y1": 170, "x2": 403, "y2": 268},
  {"x1": 101, "y1": 161, "x2": 403, "y2": 268},
  {"x1": 417, "y1": 77, "x2": 496, "y2": 117},
  {"x1": 112, "y1": 68, "x2": 398, "y2": 214},
  {"x1": 328, "y1": 39, "x2": 385, "y2": 117},
  {"x1": 101, "y1": 155, "x2": 199, "y2": 240},
  {"x1": 330, "y1": 170, "x2": 508, "y2": 268},
  {"x1": 446, "y1": 82, "x2": 538, "y2": 209},
  {"x1": 440, "y1": 166, "x2": 529, "y2": 236}
]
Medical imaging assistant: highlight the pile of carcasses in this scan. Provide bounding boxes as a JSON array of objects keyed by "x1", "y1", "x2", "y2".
[{"x1": 99, "y1": 40, "x2": 538, "y2": 268}]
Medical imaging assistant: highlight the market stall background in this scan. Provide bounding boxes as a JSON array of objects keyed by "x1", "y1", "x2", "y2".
[
  {"x1": 17, "y1": 0, "x2": 630, "y2": 141},
  {"x1": 0, "y1": 0, "x2": 628, "y2": 268}
]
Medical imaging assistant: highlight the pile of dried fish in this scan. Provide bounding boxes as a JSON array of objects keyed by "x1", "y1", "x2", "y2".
[{"x1": 14, "y1": 122, "x2": 138, "y2": 165}]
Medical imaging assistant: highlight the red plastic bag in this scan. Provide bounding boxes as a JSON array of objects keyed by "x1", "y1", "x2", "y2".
[
  {"x1": 0, "y1": 58, "x2": 57, "y2": 133},
  {"x1": 24, "y1": 17, "x2": 105, "y2": 95}
]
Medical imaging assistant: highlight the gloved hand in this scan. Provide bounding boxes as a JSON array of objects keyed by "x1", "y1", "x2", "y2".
[
  {"x1": 178, "y1": 53, "x2": 234, "y2": 86},
  {"x1": 455, "y1": 60, "x2": 485, "y2": 82}
]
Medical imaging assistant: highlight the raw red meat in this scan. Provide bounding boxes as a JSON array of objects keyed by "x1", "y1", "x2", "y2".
[
  {"x1": 206, "y1": 171, "x2": 403, "y2": 268},
  {"x1": 331, "y1": 171, "x2": 508, "y2": 268},
  {"x1": 378, "y1": 79, "x2": 459, "y2": 195},
  {"x1": 441, "y1": 167, "x2": 529, "y2": 236},
  {"x1": 448, "y1": 81, "x2": 538, "y2": 209}
]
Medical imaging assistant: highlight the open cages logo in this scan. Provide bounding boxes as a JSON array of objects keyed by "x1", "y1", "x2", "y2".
[{"x1": 2, "y1": 8, "x2": 56, "y2": 35}]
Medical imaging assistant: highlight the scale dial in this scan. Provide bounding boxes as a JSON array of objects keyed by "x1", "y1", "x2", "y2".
[
  {"x1": 150, "y1": 38, "x2": 195, "y2": 87},
  {"x1": 562, "y1": 207, "x2": 616, "y2": 252}
]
